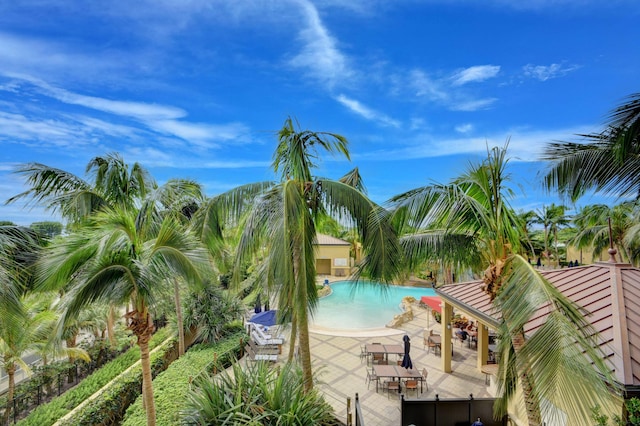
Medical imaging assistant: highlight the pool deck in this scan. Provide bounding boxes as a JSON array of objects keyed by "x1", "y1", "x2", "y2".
[{"x1": 277, "y1": 296, "x2": 495, "y2": 426}]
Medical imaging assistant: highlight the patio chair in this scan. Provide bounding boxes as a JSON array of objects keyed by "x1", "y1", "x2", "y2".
[
  {"x1": 372, "y1": 353, "x2": 385, "y2": 364},
  {"x1": 404, "y1": 379, "x2": 419, "y2": 397},
  {"x1": 421, "y1": 368, "x2": 429, "y2": 392},
  {"x1": 384, "y1": 380, "x2": 400, "y2": 399},
  {"x1": 365, "y1": 368, "x2": 379, "y2": 391},
  {"x1": 359, "y1": 345, "x2": 368, "y2": 363}
]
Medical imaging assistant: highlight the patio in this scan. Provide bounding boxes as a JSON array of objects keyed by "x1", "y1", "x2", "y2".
[{"x1": 301, "y1": 303, "x2": 494, "y2": 426}]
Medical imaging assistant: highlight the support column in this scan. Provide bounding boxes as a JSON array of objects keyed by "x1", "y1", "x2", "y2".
[
  {"x1": 442, "y1": 301, "x2": 453, "y2": 373},
  {"x1": 477, "y1": 323, "x2": 488, "y2": 370}
]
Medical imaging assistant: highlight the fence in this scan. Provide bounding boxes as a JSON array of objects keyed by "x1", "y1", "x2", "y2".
[
  {"x1": 401, "y1": 394, "x2": 507, "y2": 426},
  {"x1": 0, "y1": 348, "x2": 122, "y2": 424}
]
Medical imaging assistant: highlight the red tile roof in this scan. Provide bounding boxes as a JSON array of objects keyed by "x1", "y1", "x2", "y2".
[{"x1": 437, "y1": 261, "x2": 640, "y2": 387}]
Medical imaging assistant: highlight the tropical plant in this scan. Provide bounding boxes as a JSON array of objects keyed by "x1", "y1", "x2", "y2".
[
  {"x1": 34, "y1": 207, "x2": 210, "y2": 426},
  {"x1": 0, "y1": 293, "x2": 89, "y2": 426},
  {"x1": 543, "y1": 92, "x2": 640, "y2": 201},
  {"x1": 390, "y1": 144, "x2": 618, "y2": 425},
  {"x1": 182, "y1": 360, "x2": 339, "y2": 425},
  {"x1": 533, "y1": 204, "x2": 569, "y2": 268},
  {"x1": 182, "y1": 281, "x2": 244, "y2": 345},
  {"x1": 233, "y1": 117, "x2": 402, "y2": 392},
  {"x1": 571, "y1": 201, "x2": 640, "y2": 266}
]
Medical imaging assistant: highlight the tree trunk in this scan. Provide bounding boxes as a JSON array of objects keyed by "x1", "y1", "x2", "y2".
[
  {"x1": 66, "y1": 334, "x2": 77, "y2": 363},
  {"x1": 553, "y1": 227, "x2": 560, "y2": 268},
  {"x1": 107, "y1": 305, "x2": 117, "y2": 348},
  {"x1": 512, "y1": 331, "x2": 543, "y2": 426},
  {"x1": 128, "y1": 310, "x2": 156, "y2": 426},
  {"x1": 287, "y1": 316, "x2": 298, "y2": 362},
  {"x1": 297, "y1": 287, "x2": 314, "y2": 393},
  {"x1": 174, "y1": 278, "x2": 185, "y2": 357},
  {"x1": 543, "y1": 226, "x2": 550, "y2": 268},
  {"x1": 2, "y1": 363, "x2": 15, "y2": 426}
]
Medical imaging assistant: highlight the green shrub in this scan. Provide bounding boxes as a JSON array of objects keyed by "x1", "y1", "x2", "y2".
[
  {"x1": 182, "y1": 360, "x2": 340, "y2": 425},
  {"x1": 121, "y1": 331, "x2": 245, "y2": 426},
  {"x1": 18, "y1": 328, "x2": 170, "y2": 426},
  {"x1": 58, "y1": 335, "x2": 178, "y2": 426}
]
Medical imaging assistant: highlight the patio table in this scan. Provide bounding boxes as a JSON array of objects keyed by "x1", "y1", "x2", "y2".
[
  {"x1": 365, "y1": 344, "x2": 404, "y2": 362},
  {"x1": 372, "y1": 364, "x2": 423, "y2": 393}
]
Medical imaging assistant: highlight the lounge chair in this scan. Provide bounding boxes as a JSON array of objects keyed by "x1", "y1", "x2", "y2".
[
  {"x1": 245, "y1": 340, "x2": 278, "y2": 362},
  {"x1": 250, "y1": 324, "x2": 285, "y2": 346}
]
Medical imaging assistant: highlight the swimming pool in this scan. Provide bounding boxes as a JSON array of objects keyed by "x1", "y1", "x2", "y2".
[{"x1": 311, "y1": 281, "x2": 436, "y2": 330}]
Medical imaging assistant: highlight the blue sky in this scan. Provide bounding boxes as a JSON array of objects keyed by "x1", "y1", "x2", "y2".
[{"x1": 1, "y1": 0, "x2": 638, "y2": 226}]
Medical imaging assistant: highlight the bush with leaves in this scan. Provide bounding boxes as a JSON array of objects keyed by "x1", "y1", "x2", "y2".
[
  {"x1": 592, "y1": 398, "x2": 640, "y2": 426},
  {"x1": 183, "y1": 282, "x2": 244, "y2": 344},
  {"x1": 182, "y1": 361, "x2": 340, "y2": 425},
  {"x1": 121, "y1": 330, "x2": 245, "y2": 426},
  {"x1": 16, "y1": 327, "x2": 170, "y2": 426}
]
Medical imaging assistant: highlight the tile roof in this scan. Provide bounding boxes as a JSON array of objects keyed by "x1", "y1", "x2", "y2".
[
  {"x1": 436, "y1": 261, "x2": 640, "y2": 387},
  {"x1": 314, "y1": 233, "x2": 350, "y2": 246}
]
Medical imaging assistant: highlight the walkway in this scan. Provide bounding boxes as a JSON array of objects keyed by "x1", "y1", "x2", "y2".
[{"x1": 300, "y1": 303, "x2": 493, "y2": 426}]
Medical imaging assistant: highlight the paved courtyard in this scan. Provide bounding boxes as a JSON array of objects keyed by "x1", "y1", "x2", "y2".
[{"x1": 295, "y1": 303, "x2": 494, "y2": 426}]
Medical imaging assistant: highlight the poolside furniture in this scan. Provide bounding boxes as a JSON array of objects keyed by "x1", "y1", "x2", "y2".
[
  {"x1": 481, "y1": 364, "x2": 498, "y2": 385},
  {"x1": 359, "y1": 344, "x2": 368, "y2": 363},
  {"x1": 365, "y1": 343, "x2": 404, "y2": 363},
  {"x1": 421, "y1": 368, "x2": 429, "y2": 392},
  {"x1": 365, "y1": 367, "x2": 379, "y2": 391},
  {"x1": 250, "y1": 324, "x2": 285, "y2": 352},
  {"x1": 372, "y1": 364, "x2": 422, "y2": 396},
  {"x1": 372, "y1": 353, "x2": 385, "y2": 365},
  {"x1": 404, "y1": 379, "x2": 419, "y2": 397},
  {"x1": 245, "y1": 339, "x2": 278, "y2": 362},
  {"x1": 426, "y1": 332, "x2": 441, "y2": 355},
  {"x1": 384, "y1": 380, "x2": 401, "y2": 399}
]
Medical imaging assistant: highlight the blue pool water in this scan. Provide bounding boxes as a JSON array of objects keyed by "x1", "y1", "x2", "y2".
[{"x1": 311, "y1": 281, "x2": 436, "y2": 330}]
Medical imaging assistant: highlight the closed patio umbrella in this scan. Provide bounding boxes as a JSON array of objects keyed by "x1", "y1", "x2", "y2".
[
  {"x1": 254, "y1": 294, "x2": 262, "y2": 314},
  {"x1": 401, "y1": 334, "x2": 413, "y2": 369}
]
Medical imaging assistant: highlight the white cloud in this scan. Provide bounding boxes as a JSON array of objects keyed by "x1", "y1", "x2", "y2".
[
  {"x1": 356, "y1": 125, "x2": 597, "y2": 163},
  {"x1": 409, "y1": 69, "x2": 449, "y2": 101},
  {"x1": 522, "y1": 63, "x2": 580, "y2": 81},
  {"x1": 450, "y1": 98, "x2": 497, "y2": 111},
  {"x1": 455, "y1": 123, "x2": 474, "y2": 133},
  {"x1": 452, "y1": 65, "x2": 500, "y2": 86},
  {"x1": 335, "y1": 94, "x2": 400, "y2": 127},
  {"x1": 288, "y1": 0, "x2": 353, "y2": 88}
]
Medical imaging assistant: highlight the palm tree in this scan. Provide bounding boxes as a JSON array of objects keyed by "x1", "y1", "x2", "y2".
[
  {"x1": 571, "y1": 201, "x2": 639, "y2": 266},
  {"x1": 533, "y1": 204, "x2": 568, "y2": 268},
  {"x1": 8, "y1": 154, "x2": 207, "y2": 356},
  {"x1": 234, "y1": 117, "x2": 402, "y2": 392},
  {"x1": 390, "y1": 145, "x2": 617, "y2": 425},
  {"x1": 35, "y1": 208, "x2": 210, "y2": 426},
  {"x1": 7, "y1": 153, "x2": 156, "y2": 226},
  {"x1": 543, "y1": 92, "x2": 640, "y2": 201},
  {"x1": 0, "y1": 293, "x2": 89, "y2": 425}
]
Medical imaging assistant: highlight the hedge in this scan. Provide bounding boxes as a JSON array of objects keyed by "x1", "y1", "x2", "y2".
[
  {"x1": 17, "y1": 327, "x2": 171, "y2": 426},
  {"x1": 56, "y1": 335, "x2": 179, "y2": 426},
  {"x1": 121, "y1": 330, "x2": 246, "y2": 426}
]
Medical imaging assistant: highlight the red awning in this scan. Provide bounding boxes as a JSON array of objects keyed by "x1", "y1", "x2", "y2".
[{"x1": 421, "y1": 296, "x2": 442, "y2": 313}]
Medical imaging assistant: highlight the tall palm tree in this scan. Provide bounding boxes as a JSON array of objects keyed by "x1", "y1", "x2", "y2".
[
  {"x1": 7, "y1": 153, "x2": 156, "y2": 226},
  {"x1": 8, "y1": 154, "x2": 206, "y2": 356},
  {"x1": 391, "y1": 145, "x2": 617, "y2": 425},
  {"x1": 0, "y1": 293, "x2": 89, "y2": 426},
  {"x1": 543, "y1": 92, "x2": 640, "y2": 201},
  {"x1": 35, "y1": 208, "x2": 210, "y2": 426},
  {"x1": 234, "y1": 117, "x2": 402, "y2": 392},
  {"x1": 533, "y1": 204, "x2": 568, "y2": 268},
  {"x1": 571, "y1": 201, "x2": 640, "y2": 266}
]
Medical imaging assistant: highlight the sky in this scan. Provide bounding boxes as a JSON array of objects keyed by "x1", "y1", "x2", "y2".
[{"x1": 1, "y1": 0, "x2": 639, "y2": 226}]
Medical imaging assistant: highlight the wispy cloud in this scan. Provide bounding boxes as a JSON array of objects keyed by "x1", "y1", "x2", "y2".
[
  {"x1": 355, "y1": 125, "x2": 596, "y2": 163},
  {"x1": 452, "y1": 65, "x2": 500, "y2": 86},
  {"x1": 450, "y1": 98, "x2": 498, "y2": 111},
  {"x1": 522, "y1": 63, "x2": 580, "y2": 81},
  {"x1": 288, "y1": 0, "x2": 353, "y2": 88},
  {"x1": 1, "y1": 74, "x2": 252, "y2": 149},
  {"x1": 455, "y1": 123, "x2": 474, "y2": 134},
  {"x1": 335, "y1": 94, "x2": 400, "y2": 127}
]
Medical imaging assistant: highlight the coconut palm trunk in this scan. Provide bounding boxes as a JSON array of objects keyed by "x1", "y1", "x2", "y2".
[
  {"x1": 128, "y1": 310, "x2": 157, "y2": 426},
  {"x1": 511, "y1": 330, "x2": 543, "y2": 426},
  {"x1": 3, "y1": 363, "x2": 15, "y2": 426},
  {"x1": 174, "y1": 278, "x2": 185, "y2": 356},
  {"x1": 287, "y1": 316, "x2": 298, "y2": 362}
]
